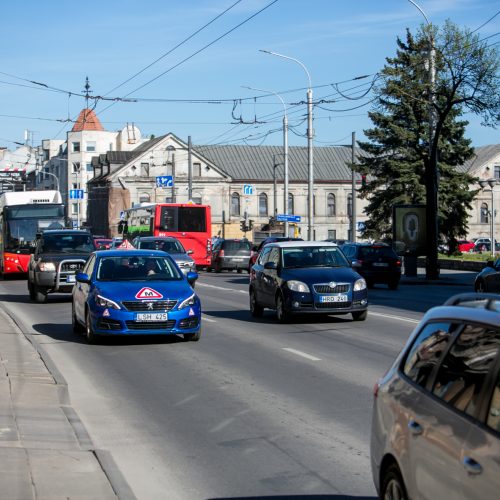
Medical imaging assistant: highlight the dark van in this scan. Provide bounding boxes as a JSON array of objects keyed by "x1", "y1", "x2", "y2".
[{"x1": 209, "y1": 238, "x2": 252, "y2": 273}]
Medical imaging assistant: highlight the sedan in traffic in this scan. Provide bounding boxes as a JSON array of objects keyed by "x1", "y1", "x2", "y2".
[
  {"x1": 249, "y1": 241, "x2": 368, "y2": 322},
  {"x1": 72, "y1": 250, "x2": 201, "y2": 343},
  {"x1": 474, "y1": 258, "x2": 500, "y2": 292}
]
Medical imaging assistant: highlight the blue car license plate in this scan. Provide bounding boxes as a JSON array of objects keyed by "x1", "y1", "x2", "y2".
[
  {"x1": 136, "y1": 313, "x2": 169, "y2": 321},
  {"x1": 320, "y1": 295, "x2": 348, "y2": 303}
]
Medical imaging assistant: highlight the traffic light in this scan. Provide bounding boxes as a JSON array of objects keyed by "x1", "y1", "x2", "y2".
[
  {"x1": 240, "y1": 220, "x2": 246, "y2": 232},
  {"x1": 361, "y1": 174, "x2": 367, "y2": 189},
  {"x1": 248, "y1": 219, "x2": 254, "y2": 231}
]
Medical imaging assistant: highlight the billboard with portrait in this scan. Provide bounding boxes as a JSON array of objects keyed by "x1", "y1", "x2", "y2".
[{"x1": 392, "y1": 204, "x2": 426, "y2": 256}]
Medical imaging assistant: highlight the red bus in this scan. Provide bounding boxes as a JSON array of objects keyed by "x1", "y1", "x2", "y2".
[
  {"x1": 0, "y1": 190, "x2": 66, "y2": 276},
  {"x1": 123, "y1": 203, "x2": 212, "y2": 268}
]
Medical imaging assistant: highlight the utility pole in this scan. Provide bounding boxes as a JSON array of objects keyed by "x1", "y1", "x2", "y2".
[
  {"x1": 188, "y1": 135, "x2": 193, "y2": 201},
  {"x1": 350, "y1": 132, "x2": 357, "y2": 243}
]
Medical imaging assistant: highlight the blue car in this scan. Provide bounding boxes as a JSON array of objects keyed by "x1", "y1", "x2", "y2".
[
  {"x1": 72, "y1": 250, "x2": 201, "y2": 343},
  {"x1": 249, "y1": 241, "x2": 368, "y2": 322}
]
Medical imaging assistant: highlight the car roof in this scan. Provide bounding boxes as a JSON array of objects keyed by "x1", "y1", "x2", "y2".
[
  {"x1": 42, "y1": 230, "x2": 91, "y2": 235},
  {"x1": 270, "y1": 241, "x2": 339, "y2": 248},
  {"x1": 94, "y1": 249, "x2": 173, "y2": 258},
  {"x1": 134, "y1": 236, "x2": 178, "y2": 241}
]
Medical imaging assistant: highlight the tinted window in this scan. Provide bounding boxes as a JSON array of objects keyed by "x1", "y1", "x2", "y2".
[
  {"x1": 139, "y1": 239, "x2": 185, "y2": 253},
  {"x1": 222, "y1": 240, "x2": 251, "y2": 252},
  {"x1": 97, "y1": 256, "x2": 182, "y2": 281},
  {"x1": 268, "y1": 248, "x2": 280, "y2": 265},
  {"x1": 258, "y1": 246, "x2": 272, "y2": 265},
  {"x1": 282, "y1": 246, "x2": 349, "y2": 268},
  {"x1": 433, "y1": 324, "x2": 500, "y2": 417},
  {"x1": 179, "y1": 207, "x2": 206, "y2": 232},
  {"x1": 42, "y1": 234, "x2": 95, "y2": 254},
  {"x1": 358, "y1": 246, "x2": 397, "y2": 259},
  {"x1": 403, "y1": 322, "x2": 456, "y2": 388}
]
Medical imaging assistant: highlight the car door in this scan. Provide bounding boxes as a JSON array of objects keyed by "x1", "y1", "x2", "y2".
[
  {"x1": 261, "y1": 247, "x2": 280, "y2": 307},
  {"x1": 252, "y1": 246, "x2": 272, "y2": 305},
  {"x1": 459, "y1": 326, "x2": 500, "y2": 500},
  {"x1": 74, "y1": 254, "x2": 96, "y2": 324}
]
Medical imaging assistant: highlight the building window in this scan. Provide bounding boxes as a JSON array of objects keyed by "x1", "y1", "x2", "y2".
[
  {"x1": 71, "y1": 203, "x2": 78, "y2": 215},
  {"x1": 139, "y1": 193, "x2": 150, "y2": 203},
  {"x1": 72, "y1": 142, "x2": 80, "y2": 153},
  {"x1": 347, "y1": 193, "x2": 353, "y2": 217},
  {"x1": 165, "y1": 196, "x2": 173, "y2": 203},
  {"x1": 328, "y1": 229, "x2": 336, "y2": 239},
  {"x1": 72, "y1": 162, "x2": 80, "y2": 173},
  {"x1": 327, "y1": 193, "x2": 336, "y2": 216},
  {"x1": 259, "y1": 193, "x2": 268, "y2": 216},
  {"x1": 231, "y1": 193, "x2": 240, "y2": 216},
  {"x1": 86, "y1": 163, "x2": 93, "y2": 172},
  {"x1": 288, "y1": 193, "x2": 294, "y2": 214},
  {"x1": 140, "y1": 163, "x2": 149, "y2": 176},
  {"x1": 481, "y1": 202, "x2": 489, "y2": 224},
  {"x1": 193, "y1": 162, "x2": 201, "y2": 177},
  {"x1": 86, "y1": 141, "x2": 96, "y2": 152}
]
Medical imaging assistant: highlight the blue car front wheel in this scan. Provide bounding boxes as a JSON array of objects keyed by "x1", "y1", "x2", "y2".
[{"x1": 184, "y1": 329, "x2": 201, "y2": 342}]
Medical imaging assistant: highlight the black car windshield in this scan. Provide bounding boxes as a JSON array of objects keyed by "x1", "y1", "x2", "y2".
[
  {"x1": 282, "y1": 247, "x2": 349, "y2": 268},
  {"x1": 42, "y1": 234, "x2": 95, "y2": 254},
  {"x1": 358, "y1": 246, "x2": 397, "y2": 259},
  {"x1": 96, "y1": 255, "x2": 183, "y2": 281},
  {"x1": 139, "y1": 239, "x2": 185, "y2": 253}
]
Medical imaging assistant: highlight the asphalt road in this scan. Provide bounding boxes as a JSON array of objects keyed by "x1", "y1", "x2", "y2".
[{"x1": 0, "y1": 272, "x2": 472, "y2": 500}]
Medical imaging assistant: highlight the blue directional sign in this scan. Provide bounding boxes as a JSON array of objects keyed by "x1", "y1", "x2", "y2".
[
  {"x1": 156, "y1": 175, "x2": 174, "y2": 188},
  {"x1": 276, "y1": 214, "x2": 301, "y2": 223},
  {"x1": 243, "y1": 184, "x2": 253, "y2": 195},
  {"x1": 69, "y1": 189, "x2": 84, "y2": 200},
  {"x1": 357, "y1": 221, "x2": 366, "y2": 231}
]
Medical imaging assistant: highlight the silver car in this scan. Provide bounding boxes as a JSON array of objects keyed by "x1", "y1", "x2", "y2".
[
  {"x1": 132, "y1": 236, "x2": 196, "y2": 275},
  {"x1": 371, "y1": 293, "x2": 500, "y2": 500}
]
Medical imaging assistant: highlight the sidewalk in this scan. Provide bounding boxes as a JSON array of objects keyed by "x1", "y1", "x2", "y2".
[
  {"x1": 400, "y1": 267, "x2": 476, "y2": 287},
  {"x1": 0, "y1": 306, "x2": 134, "y2": 499}
]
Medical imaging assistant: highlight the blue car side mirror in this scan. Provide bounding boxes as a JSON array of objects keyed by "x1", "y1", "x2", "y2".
[
  {"x1": 186, "y1": 271, "x2": 198, "y2": 285},
  {"x1": 75, "y1": 272, "x2": 91, "y2": 284}
]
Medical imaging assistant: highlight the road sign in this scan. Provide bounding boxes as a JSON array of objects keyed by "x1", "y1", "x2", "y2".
[
  {"x1": 69, "y1": 189, "x2": 84, "y2": 199},
  {"x1": 156, "y1": 175, "x2": 173, "y2": 188},
  {"x1": 276, "y1": 214, "x2": 301, "y2": 223},
  {"x1": 357, "y1": 221, "x2": 366, "y2": 231},
  {"x1": 72, "y1": 220, "x2": 78, "y2": 228},
  {"x1": 243, "y1": 184, "x2": 253, "y2": 195},
  {"x1": 119, "y1": 211, "x2": 125, "y2": 220}
]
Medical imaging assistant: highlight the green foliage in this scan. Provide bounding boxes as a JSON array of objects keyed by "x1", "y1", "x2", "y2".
[{"x1": 356, "y1": 21, "x2": 500, "y2": 243}]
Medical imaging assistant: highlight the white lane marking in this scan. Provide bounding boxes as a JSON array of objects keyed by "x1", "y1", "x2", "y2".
[
  {"x1": 282, "y1": 348, "x2": 321, "y2": 361},
  {"x1": 369, "y1": 311, "x2": 419, "y2": 324},
  {"x1": 198, "y1": 283, "x2": 241, "y2": 292},
  {"x1": 202, "y1": 315, "x2": 217, "y2": 323}
]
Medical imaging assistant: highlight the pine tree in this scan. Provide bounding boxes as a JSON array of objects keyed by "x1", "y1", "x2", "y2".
[{"x1": 356, "y1": 22, "x2": 500, "y2": 257}]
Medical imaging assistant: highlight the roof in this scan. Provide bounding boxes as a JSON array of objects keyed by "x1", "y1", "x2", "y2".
[
  {"x1": 271, "y1": 241, "x2": 340, "y2": 248},
  {"x1": 71, "y1": 108, "x2": 105, "y2": 132},
  {"x1": 459, "y1": 145, "x2": 500, "y2": 174},
  {"x1": 194, "y1": 144, "x2": 359, "y2": 182}
]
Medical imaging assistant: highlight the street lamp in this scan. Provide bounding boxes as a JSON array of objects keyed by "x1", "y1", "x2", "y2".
[
  {"x1": 479, "y1": 178, "x2": 497, "y2": 258},
  {"x1": 407, "y1": 0, "x2": 439, "y2": 279},
  {"x1": 41, "y1": 171, "x2": 60, "y2": 193},
  {"x1": 242, "y1": 85, "x2": 289, "y2": 236},
  {"x1": 259, "y1": 49, "x2": 314, "y2": 240}
]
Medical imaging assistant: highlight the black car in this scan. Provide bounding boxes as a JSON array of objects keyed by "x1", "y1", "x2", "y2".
[
  {"x1": 27, "y1": 230, "x2": 97, "y2": 303},
  {"x1": 209, "y1": 238, "x2": 252, "y2": 273},
  {"x1": 340, "y1": 242, "x2": 401, "y2": 289},
  {"x1": 474, "y1": 258, "x2": 500, "y2": 292},
  {"x1": 249, "y1": 241, "x2": 368, "y2": 322}
]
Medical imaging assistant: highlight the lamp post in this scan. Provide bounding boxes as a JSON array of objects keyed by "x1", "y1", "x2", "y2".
[
  {"x1": 243, "y1": 85, "x2": 289, "y2": 236},
  {"x1": 41, "y1": 171, "x2": 60, "y2": 193},
  {"x1": 259, "y1": 50, "x2": 314, "y2": 240},
  {"x1": 479, "y1": 179, "x2": 497, "y2": 258},
  {"x1": 407, "y1": 0, "x2": 439, "y2": 278}
]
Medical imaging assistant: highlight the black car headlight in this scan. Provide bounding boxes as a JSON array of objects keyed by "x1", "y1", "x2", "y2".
[
  {"x1": 95, "y1": 294, "x2": 121, "y2": 310},
  {"x1": 38, "y1": 262, "x2": 56, "y2": 272},
  {"x1": 287, "y1": 280, "x2": 310, "y2": 293}
]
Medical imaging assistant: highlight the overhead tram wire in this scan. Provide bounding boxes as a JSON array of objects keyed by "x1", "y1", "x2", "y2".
[
  {"x1": 103, "y1": 0, "x2": 245, "y2": 97},
  {"x1": 96, "y1": 0, "x2": 280, "y2": 117}
]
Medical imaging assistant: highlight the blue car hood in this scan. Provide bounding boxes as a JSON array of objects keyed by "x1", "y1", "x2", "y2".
[
  {"x1": 283, "y1": 266, "x2": 361, "y2": 283},
  {"x1": 95, "y1": 280, "x2": 193, "y2": 301}
]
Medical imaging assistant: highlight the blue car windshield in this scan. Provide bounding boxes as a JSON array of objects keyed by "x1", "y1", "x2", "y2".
[
  {"x1": 282, "y1": 247, "x2": 350, "y2": 268},
  {"x1": 97, "y1": 256, "x2": 183, "y2": 281}
]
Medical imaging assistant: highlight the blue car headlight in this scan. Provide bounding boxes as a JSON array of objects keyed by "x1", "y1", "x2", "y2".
[
  {"x1": 287, "y1": 280, "x2": 310, "y2": 293},
  {"x1": 95, "y1": 294, "x2": 121, "y2": 310},
  {"x1": 353, "y1": 278, "x2": 367, "y2": 291},
  {"x1": 178, "y1": 293, "x2": 198, "y2": 310}
]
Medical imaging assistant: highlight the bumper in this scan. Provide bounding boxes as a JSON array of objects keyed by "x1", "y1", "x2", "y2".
[
  {"x1": 88, "y1": 305, "x2": 202, "y2": 336},
  {"x1": 218, "y1": 257, "x2": 249, "y2": 270},
  {"x1": 284, "y1": 289, "x2": 368, "y2": 315},
  {"x1": 35, "y1": 272, "x2": 76, "y2": 292}
]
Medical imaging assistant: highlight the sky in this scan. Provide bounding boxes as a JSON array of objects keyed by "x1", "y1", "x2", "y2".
[{"x1": 1, "y1": 0, "x2": 499, "y2": 152}]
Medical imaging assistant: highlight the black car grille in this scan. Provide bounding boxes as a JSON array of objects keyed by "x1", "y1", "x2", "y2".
[
  {"x1": 61, "y1": 261, "x2": 85, "y2": 273},
  {"x1": 314, "y1": 301, "x2": 352, "y2": 309},
  {"x1": 313, "y1": 283, "x2": 350, "y2": 293},
  {"x1": 179, "y1": 317, "x2": 199, "y2": 329},
  {"x1": 122, "y1": 300, "x2": 177, "y2": 311},
  {"x1": 97, "y1": 318, "x2": 121, "y2": 330},
  {"x1": 125, "y1": 320, "x2": 176, "y2": 330}
]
